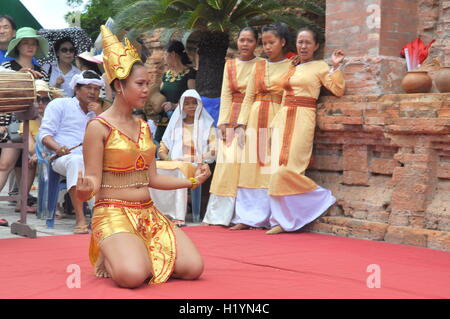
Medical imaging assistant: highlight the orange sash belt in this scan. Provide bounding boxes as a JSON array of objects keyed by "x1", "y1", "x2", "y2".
[
  {"x1": 228, "y1": 92, "x2": 245, "y2": 128},
  {"x1": 255, "y1": 93, "x2": 283, "y2": 166},
  {"x1": 279, "y1": 96, "x2": 317, "y2": 166}
]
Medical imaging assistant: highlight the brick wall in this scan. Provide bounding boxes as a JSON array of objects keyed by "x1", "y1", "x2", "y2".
[
  {"x1": 305, "y1": 93, "x2": 450, "y2": 250},
  {"x1": 327, "y1": 0, "x2": 449, "y2": 95}
]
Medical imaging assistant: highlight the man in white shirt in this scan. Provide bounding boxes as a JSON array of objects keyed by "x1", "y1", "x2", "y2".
[{"x1": 39, "y1": 70, "x2": 104, "y2": 234}]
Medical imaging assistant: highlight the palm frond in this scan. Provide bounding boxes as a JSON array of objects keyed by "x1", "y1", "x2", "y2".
[{"x1": 112, "y1": 0, "x2": 325, "y2": 34}]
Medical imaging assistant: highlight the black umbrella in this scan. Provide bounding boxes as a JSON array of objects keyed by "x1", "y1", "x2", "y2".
[{"x1": 37, "y1": 27, "x2": 93, "y2": 65}]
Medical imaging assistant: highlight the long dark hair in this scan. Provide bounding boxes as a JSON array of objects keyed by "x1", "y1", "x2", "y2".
[
  {"x1": 166, "y1": 40, "x2": 191, "y2": 65},
  {"x1": 261, "y1": 22, "x2": 290, "y2": 53}
]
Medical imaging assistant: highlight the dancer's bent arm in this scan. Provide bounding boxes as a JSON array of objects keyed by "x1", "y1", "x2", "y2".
[
  {"x1": 77, "y1": 119, "x2": 106, "y2": 201},
  {"x1": 147, "y1": 156, "x2": 210, "y2": 190}
]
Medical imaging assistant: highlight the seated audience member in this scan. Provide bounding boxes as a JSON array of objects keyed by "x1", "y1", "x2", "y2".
[
  {"x1": 39, "y1": 70, "x2": 104, "y2": 234},
  {"x1": 1, "y1": 27, "x2": 49, "y2": 80},
  {"x1": 151, "y1": 89, "x2": 216, "y2": 226},
  {"x1": 0, "y1": 27, "x2": 50, "y2": 201},
  {"x1": 15, "y1": 80, "x2": 64, "y2": 213},
  {"x1": 76, "y1": 51, "x2": 112, "y2": 110},
  {"x1": 43, "y1": 37, "x2": 81, "y2": 97}
]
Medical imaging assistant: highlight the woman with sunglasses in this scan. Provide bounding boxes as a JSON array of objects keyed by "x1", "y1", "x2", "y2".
[{"x1": 43, "y1": 37, "x2": 81, "y2": 97}]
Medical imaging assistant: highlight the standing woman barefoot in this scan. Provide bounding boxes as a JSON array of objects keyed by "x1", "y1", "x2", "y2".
[
  {"x1": 77, "y1": 26, "x2": 210, "y2": 288},
  {"x1": 266, "y1": 27, "x2": 345, "y2": 234},
  {"x1": 230, "y1": 22, "x2": 292, "y2": 231},
  {"x1": 202, "y1": 27, "x2": 262, "y2": 227}
]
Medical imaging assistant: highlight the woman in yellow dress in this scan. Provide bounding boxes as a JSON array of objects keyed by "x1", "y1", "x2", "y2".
[
  {"x1": 202, "y1": 27, "x2": 261, "y2": 226},
  {"x1": 76, "y1": 26, "x2": 211, "y2": 288},
  {"x1": 230, "y1": 23, "x2": 292, "y2": 230},
  {"x1": 266, "y1": 27, "x2": 345, "y2": 234}
]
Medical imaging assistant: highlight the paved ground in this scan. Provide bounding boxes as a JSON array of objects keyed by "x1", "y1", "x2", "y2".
[{"x1": 0, "y1": 179, "x2": 201, "y2": 240}]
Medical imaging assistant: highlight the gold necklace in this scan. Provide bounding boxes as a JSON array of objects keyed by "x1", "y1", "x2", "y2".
[{"x1": 166, "y1": 68, "x2": 189, "y2": 82}]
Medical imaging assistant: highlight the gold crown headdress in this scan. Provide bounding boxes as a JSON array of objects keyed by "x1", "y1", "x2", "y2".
[{"x1": 101, "y1": 25, "x2": 142, "y2": 84}]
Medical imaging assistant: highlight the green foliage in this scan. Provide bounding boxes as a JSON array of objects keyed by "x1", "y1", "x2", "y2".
[
  {"x1": 65, "y1": 0, "x2": 119, "y2": 40},
  {"x1": 112, "y1": 0, "x2": 325, "y2": 36},
  {"x1": 108, "y1": 0, "x2": 326, "y2": 97}
]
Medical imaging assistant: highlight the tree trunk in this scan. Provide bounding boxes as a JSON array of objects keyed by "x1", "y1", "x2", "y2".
[{"x1": 195, "y1": 31, "x2": 229, "y2": 98}]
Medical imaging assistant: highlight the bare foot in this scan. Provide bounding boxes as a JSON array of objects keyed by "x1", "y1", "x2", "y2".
[
  {"x1": 266, "y1": 225, "x2": 285, "y2": 235},
  {"x1": 229, "y1": 223, "x2": 250, "y2": 230},
  {"x1": 201, "y1": 222, "x2": 210, "y2": 226},
  {"x1": 95, "y1": 253, "x2": 111, "y2": 278}
]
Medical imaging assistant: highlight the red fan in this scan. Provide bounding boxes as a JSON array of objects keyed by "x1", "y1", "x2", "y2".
[{"x1": 401, "y1": 38, "x2": 435, "y2": 71}]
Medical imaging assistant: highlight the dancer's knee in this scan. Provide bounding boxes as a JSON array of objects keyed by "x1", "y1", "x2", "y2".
[
  {"x1": 177, "y1": 258, "x2": 204, "y2": 280},
  {"x1": 113, "y1": 266, "x2": 150, "y2": 289}
]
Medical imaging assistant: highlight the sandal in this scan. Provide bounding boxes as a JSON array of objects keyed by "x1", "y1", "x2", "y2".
[{"x1": 74, "y1": 224, "x2": 89, "y2": 234}]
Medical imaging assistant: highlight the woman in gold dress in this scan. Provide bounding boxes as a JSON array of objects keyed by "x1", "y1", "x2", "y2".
[
  {"x1": 202, "y1": 27, "x2": 262, "y2": 226},
  {"x1": 76, "y1": 26, "x2": 210, "y2": 288},
  {"x1": 230, "y1": 23, "x2": 292, "y2": 230},
  {"x1": 267, "y1": 27, "x2": 345, "y2": 234}
]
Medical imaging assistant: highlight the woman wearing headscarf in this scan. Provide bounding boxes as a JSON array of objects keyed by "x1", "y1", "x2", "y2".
[{"x1": 154, "y1": 89, "x2": 216, "y2": 226}]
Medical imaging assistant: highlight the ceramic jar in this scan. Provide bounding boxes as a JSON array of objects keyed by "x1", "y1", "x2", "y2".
[
  {"x1": 434, "y1": 67, "x2": 450, "y2": 93},
  {"x1": 401, "y1": 71, "x2": 432, "y2": 93}
]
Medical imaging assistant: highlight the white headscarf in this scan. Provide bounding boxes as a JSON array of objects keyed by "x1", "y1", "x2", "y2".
[
  {"x1": 69, "y1": 70, "x2": 105, "y2": 90},
  {"x1": 162, "y1": 89, "x2": 214, "y2": 162}
]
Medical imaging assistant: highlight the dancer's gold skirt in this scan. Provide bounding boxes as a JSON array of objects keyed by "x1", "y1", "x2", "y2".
[{"x1": 89, "y1": 198, "x2": 176, "y2": 284}]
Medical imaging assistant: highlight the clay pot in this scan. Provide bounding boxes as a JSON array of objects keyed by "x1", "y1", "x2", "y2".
[
  {"x1": 401, "y1": 71, "x2": 432, "y2": 93},
  {"x1": 434, "y1": 67, "x2": 450, "y2": 93}
]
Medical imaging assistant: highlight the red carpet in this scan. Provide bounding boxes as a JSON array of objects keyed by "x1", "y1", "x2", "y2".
[{"x1": 1, "y1": 226, "x2": 449, "y2": 299}]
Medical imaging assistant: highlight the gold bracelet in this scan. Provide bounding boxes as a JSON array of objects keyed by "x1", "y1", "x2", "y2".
[
  {"x1": 189, "y1": 177, "x2": 199, "y2": 190},
  {"x1": 87, "y1": 190, "x2": 96, "y2": 201}
]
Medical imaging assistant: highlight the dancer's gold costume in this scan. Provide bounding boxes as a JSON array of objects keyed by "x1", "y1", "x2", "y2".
[{"x1": 88, "y1": 117, "x2": 176, "y2": 284}]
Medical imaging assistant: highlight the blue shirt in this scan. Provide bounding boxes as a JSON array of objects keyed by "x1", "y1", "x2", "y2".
[
  {"x1": 0, "y1": 49, "x2": 40, "y2": 66},
  {"x1": 0, "y1": 49, "x2": 13, "y2": 65}
]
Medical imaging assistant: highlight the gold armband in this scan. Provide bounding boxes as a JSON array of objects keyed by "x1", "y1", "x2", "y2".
[{"x1": 189, "y1": 177, "x2": 199, "y2": 190}]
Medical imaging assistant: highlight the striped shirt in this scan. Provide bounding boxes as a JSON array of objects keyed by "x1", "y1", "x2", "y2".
[{"x1": 1, "y1": 60, "x2": 49, "y2": 82}]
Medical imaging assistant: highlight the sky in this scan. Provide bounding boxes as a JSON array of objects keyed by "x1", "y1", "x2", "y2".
[{"x1": 20, "y1": 0, "x2": 89, "y2": 29}]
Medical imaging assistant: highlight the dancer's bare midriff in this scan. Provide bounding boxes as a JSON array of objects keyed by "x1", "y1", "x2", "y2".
[{"x1": 96, "y1": 185, "x2": 152, "y2": 203}]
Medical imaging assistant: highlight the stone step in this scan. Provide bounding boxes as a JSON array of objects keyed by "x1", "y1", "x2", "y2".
[{"x1": 306, "y1": 216, "x2": 450, "y2": 251}]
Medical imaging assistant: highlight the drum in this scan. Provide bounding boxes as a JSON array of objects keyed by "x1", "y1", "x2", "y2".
[{"x1": 0, "y1": 72, "x2": 36, "y2": 112}]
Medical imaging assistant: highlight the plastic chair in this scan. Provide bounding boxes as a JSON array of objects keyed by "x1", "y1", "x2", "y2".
[
  {"x1": 35, "y1": 135, "x2": 67, "y2": 228},
  {"x1": 36, "y1": 136, "x2": 90, "y2": 228}
]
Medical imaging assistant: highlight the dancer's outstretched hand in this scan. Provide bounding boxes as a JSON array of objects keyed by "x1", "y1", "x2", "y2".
[
  {"x1": 76, "y1": 170, "x2": 95, "y2": 201},
  {"x1": 194, "y1": 163, "x2": 211, "y2": 185}
]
